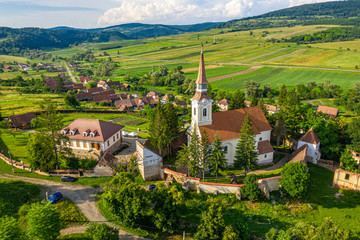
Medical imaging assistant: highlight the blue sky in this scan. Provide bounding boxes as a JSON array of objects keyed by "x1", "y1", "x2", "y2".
[{"x1": 0, "y1": 0, "x2": 336, "y2": 28}]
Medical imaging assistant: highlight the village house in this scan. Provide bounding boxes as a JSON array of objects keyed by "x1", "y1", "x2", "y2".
[
  {"x1": 43, "y1": 78, "x2": 73, "y2": 91},
  {"x1": 115, "y1": 99, "x2": 137, "y2": 111},
  {"x1": 120, "y1": 83, "x2": 131, "y2": 90},
  {"x1": 317, "y1": 105, "x2": 339, "y2": 118},
  {"x1": 296, "y1": 128, "x2": 321, "y2": 164},
  {"x1": 71, "y1": 83, "x2": 86, "y2": 92},
  {"x1": 79, "y1": 76, "x2": 94, "y2": 84},
  {"x1": 18, "y1": 63, "x2": 31, "y2": 71},
  {"x1": 174, "y1": 101, "x2": 188, "y2": 108},
  {"x1": 265, "y1": 104, "x2": 278, "y2": 114},
  {"x1": 8, "y1": 112, "x2": 37, "y2": 129},
  {"x1": 217, "y1": 99, "x2": 230, "y2": 110},
  {"x1": 61, "y1": 119, "x2": 124, "y2": 159},
  {"x1": 188, "y1": 51, "x2": 274, "y2": 166},
  {"x1": 94, "y1": 151, "x2": 119, "y2": 176},
  {"x1": 75, "y1": 92, "x2": 93, "y2": 101},
  {"x1": 97, "y1": 79, "x2": 121, "y2": 90},
  {"x1": 162, "y1": 93, "x2": 174, "y2": 101},
  {"x1": 4, "y1": 65, "x2": 12, "y2": 71},
  {"x1": 87, "y1": 87, "x2": 103, "y2": 94},
  {"x1": 147, "y1": 91, "x2": 162, "y2": 100}
]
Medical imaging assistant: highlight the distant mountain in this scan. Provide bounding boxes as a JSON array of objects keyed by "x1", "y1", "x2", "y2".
[
  {"x1": 0, "y1": 22, "x2": 222, "y2": 55},
  {"x1": 219, "y1": 0, "x2": 360, "y2": 30},
  {"x1": 50, "y1": 22, "x2": 222, "y2": 38}
]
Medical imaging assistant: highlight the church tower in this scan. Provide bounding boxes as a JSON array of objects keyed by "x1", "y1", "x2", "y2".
[{"x1": 190, "y1": 47, "x2": 213, "y2": 130}]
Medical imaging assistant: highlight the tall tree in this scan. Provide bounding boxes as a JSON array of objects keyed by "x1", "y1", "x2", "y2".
[
  {"x1": 27, "y1": 132, "x2": 56, "y2": 171},
  {"x1": 188, "y1": 130, "x2": 201, "y2": 177},
  {"x1": 194, "y1": 197, "x2": 226, "y2": 240},
  {"x1": 229, "y1": 90, "x2": 246, "y2": 110},
  {"x1": 200, "y1": 130, "x2": 211, "y2": 182},
  {"x1": 164, "y1": 103, "x2": 180, "y2": 158},
  {"x1": 277, "y1": 84, "x2": 287, "y2": 106},
  {"x1": 234, "y1": 114, "x2": 257, "y2": 176},
  {"x1": 273, "y1": 118, "x2": 287, "y2": 154},
  {"x1": 244, "y1": 80, "x2": 260, "y2": 98},
  {"x1": 38, "y1": 98, "x2": 71, "y2": 169},
  {"x1": 209, "y1": 133, "x2": 227, "y2": 182},
  {"x1": 176, "y1": 144, "x2": 190, "y2": 176},
  {"x1": 148, "y1": 104, "x2": 167, "y2": 155},
  {"x1": 280, "y1": 162, "x2": 310, "y2": 198}
]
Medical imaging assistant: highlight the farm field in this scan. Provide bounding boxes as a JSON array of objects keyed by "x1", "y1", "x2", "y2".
[
  {"x1": 210, "y1": 67, "x2": 360, "y2": 91},
  {"x1": 0, "y1": 54, "x2": 29, "y2": 63},
  {"x1": 0, "y1": 69, "x2": 61, "y2": 80}
]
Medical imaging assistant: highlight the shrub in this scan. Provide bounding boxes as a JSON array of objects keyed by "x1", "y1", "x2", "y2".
[
  {"x1": 241, "y1": 174, "x2": 261, "y2": 201},
  {"x1": 85, "y1": 223, "x2": 119, "y2": 240},
  {"x1": 280, "y1": 162, "x2": 310, "y2": 198}
]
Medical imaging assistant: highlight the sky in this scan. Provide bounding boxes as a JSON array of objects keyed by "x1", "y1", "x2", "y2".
[{"x1": 0, "y1": 0, "x2": 336, "y2": 29}]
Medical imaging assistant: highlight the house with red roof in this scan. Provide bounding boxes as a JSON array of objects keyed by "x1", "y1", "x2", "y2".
[
  {"x1": 297, "y1": 128, "x2": 321, "y2": 164},
  {"x1": 188, "y1": 51, "x2": 274, "y2": 166},
  {"x1": 61, "y1": 119, "x2": 124, "y2": 159},
  {"x1": 317, "y1": 105, "x2": 338, "y2": 118}
]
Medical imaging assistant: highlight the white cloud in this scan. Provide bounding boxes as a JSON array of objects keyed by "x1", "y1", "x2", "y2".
[{"x1": 97, "y1": 0, "x2": 337, "y2": 26}]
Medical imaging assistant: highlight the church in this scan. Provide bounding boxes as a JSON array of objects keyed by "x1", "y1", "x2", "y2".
[{"x1": 188, "y1": 50, "x2": 274, "y2": 166}]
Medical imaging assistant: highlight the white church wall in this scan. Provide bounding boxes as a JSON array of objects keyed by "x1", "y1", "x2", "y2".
[{"x1": 298, "y1": 141, "x2": 320, "y2": 164}]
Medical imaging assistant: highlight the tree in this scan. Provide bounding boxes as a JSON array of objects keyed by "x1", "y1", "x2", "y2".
[
  {"x1": 195, "y1": 197, "x2": 225, "y2": 240},
  {"x1": 200, "y1": 130, "x2": 211, "y2": 181},
  {"x1": 348, "y1": 117, "x2": 360, "y2": 152},
  {"x1": 26, "y1": 203, "x2": 61, "y2": 240},
  {"x1": 188, "y1": 130, "x2": 201, "y2": 177},
  {"x1": 280, "y1": 162, "x2": 310, "y2": 198},
  {"x1": 27, "y1": 132, "x2": 56, "y2": 171},
  {"x1": 85, "y1": 223, "x2": 119, "y2": 240},
  {"x1": 273, "y1": 118, "x2": 287, "y2": 154},
  {"x1": 37, "y1": 98, "x2": 71, "y2": 169},
  {"x1": 244, "y1": 80, "x2": 260, "y2": 98},
  {"x1": 229, "y1": 90, "x2": 245, "y2": 110},
  {"x1": 164, "y1": 103, "x2": 180, "y2": 158},
  {"x1": 340, "y1": 151, "x2": 358, "y2": 172},
  {"x1": 148, "y1": 104, "x2": 167, "y2": 155},
  {"x1": 277, "y1": 85, "x2": 287, "y2": 106},
  {"x1": 241, "y1": 174, "x2": 261, "y2": 201},
  {"x1": 176, "y1": 144, "x2": 191, "y2": 176},
  {"x1": 0, "y1": 216, "x2": 24, "y2": 240},
  {"x1": 86, "y1": 80, "x2": 97, "y2": 89},
  {"x1": 222, "y1": 225, "x2": 240, "y2": 240},
  {"x1": 64, "y1": 92, "x2": 80, "y2": 108},
  {"x1": 234, "y1": 114, "x2": 257, "y2": 176},
  {"x1": 55, "y1": 79, "x2": 63, "y2": 92},
  {"x1": 209, "y1": 133, "x2": 227, "y2": 182}
]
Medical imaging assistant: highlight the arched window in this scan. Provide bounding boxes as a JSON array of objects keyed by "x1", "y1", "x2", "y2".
[
  {"x1": 224, "y1": 146, "x2": 228, "y2": 152},
  {"x1": 203, "y1": 108, "x2": 207, "y2": 117}
]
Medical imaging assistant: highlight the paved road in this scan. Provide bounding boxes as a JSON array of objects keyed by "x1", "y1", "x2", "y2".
[
  {"x1": 0, "y1": 174, "x2": 147, "y2": 239},
  {"x1": 64, "y1": 62, "x2": 78, "y2": 83}
]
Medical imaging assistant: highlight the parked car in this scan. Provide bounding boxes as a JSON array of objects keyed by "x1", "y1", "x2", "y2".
[
  {"x1": 148, "y1": 184, "x2": 156, "y2": 191},
  {"x1": 61, "y1": 176, "x2": 76, "y2": 182},
  {"x1": 49, "y1": 192, "x2": 62, "y2": 204}
]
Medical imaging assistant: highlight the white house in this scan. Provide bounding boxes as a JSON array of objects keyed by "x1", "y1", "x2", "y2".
[
  {"x1": 297, "y1": 128, "x2": 321, "y2": 164},
  {"x1": 188, "y1": 51, "x2": 274, "y2": 166},
  {"x1": 61, "y1": 119, "x2": 124, "y2": 159}
]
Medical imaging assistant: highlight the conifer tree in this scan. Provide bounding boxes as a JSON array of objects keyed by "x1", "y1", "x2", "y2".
[
  {"x1": 273, "y1": 118, "x2": 287, "y2": 154},
  {"x1": 188, "y1": 130, "x2": 201, "y2": 177},
  {"x1": 164, "y1": 103, "x2": 179, "y2": 158},
  {"x1": 176, "y1": 144, "x2": 190, "y2": 176},
  {"x1": 229, "y1": 90, "x2": 246, "y2": 110},
  {"x1": 148, "y1": 104, "x2": 167, "y2": 155},
  {"x1": 234, "y1": 114, "x2": 257, "y2": 176},
  {"x1": 210, "y1": 133, "x2": 227, "y2": 182},
  {"x1": 200, "y1": 130, "x2": 211, "y2": 182}
]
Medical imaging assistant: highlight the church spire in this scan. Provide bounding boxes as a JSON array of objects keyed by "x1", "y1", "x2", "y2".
[{"x1": 196, "y1": 45, "x2": 208, "y2": 85}]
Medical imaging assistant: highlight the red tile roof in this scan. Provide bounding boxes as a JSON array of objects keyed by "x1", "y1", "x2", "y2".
[
  {"x1": 299, "y1": 128, "x2": 320, "y2": 144},
  {"x1": 289, "y1": 144, "x2": 308, "y2": 164},
  {"x1": 61, "y1": 119, "x2": 124, "y2": 142},
  {"x1": 218, "y1": 99, "x2": 229, "y2": 106},
  {"x1": 317, "y1": 105, "x2": 338, "y2": 117},
  {"x1": 8, "y1": 112, "x2": 36, "y2": 128},
  {"x1": 199, "y1": 106, "x2": 272, "y2": 143},
  {"x1": 87, "y1": 87, "x2": 103, "y2": 94},
  {"x1": 258, "y1": 140, "x2": 274, "y2": 155}
]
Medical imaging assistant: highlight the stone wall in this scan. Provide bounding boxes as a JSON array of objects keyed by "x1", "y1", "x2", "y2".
[
  {"x1": 333, "y1": 168, "x2": 360, "y2": 191},
  {"x1": 162, "y1": 168, "x2": 281, "y2": 198},
  {"x1": 136, "y1": 141, "x2": 163, "y2": 180}
]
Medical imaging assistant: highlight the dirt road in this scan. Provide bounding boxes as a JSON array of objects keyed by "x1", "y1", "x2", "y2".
[
  {"x1": 64, "y1": 62, "x2": 78, "y2": 83},
  {"x1": 0, "y1": 174, "x2": 147, "y2": 239}
]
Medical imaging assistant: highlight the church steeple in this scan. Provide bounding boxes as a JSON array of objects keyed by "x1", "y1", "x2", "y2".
[{"x1": 190, "y1": 47, "x2": 213, "y2": 127}]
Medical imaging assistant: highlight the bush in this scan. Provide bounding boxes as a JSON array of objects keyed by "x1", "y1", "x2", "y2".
[
  {"x1": 340, "y1": 151, "x2": 358, "y2": 172},
  {"x1": 85, "y1": 223, "x2": 119, "y2": 240},
  {"x1": 0, "y1": 216, "x2": 24, "y2": 240},
  {"x1": 280, "y1": 162, "x2": 310, "y2": 198},
  {"x1": 241, "y1": 174, "x2": 261, "y2": 201}
]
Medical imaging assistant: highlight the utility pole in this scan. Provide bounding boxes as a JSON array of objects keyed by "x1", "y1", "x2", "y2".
[
  {"x1": 213, "y1": 35, "x2": 216, "y2": 44},
  {"x1": 8, "y1": 150, "x2": 15, "y2": 173}
]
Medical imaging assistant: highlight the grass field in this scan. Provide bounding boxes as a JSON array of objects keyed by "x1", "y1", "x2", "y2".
[
  {"x1": 0, "y1": 54, "x2": 28, "y2": 63},
  {"x1": 0, "y1": 91, "x2": 64, "y2": 116},
  {"x1": 210, "y1": 66, "x2": 360, "y2": 91},
  {"x1": 0, "y1": 131, "x2": 31, "y2": 163}
]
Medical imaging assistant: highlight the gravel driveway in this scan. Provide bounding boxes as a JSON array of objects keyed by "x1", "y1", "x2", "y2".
[{"x1": 0, "y1": 174, "x2": 148, "y2": 239}]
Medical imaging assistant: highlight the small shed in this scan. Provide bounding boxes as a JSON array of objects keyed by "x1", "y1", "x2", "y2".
[{"x1": 8, "y1": 112, "x2": 37, "y2": 129}]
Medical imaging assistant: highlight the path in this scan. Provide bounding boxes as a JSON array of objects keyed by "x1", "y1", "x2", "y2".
[
  {"x1": 204, "y1": 152, "x2": 290, "y2": 179},
  {"x1": 0, "y1": 174, "x2": 147, "y2": 239},
  {"x1": 207, "y1": 66, "x2": 263, "y2": 82},
  {"x1": 64, "y1": 62, "x2": 78, "y2": 83}
]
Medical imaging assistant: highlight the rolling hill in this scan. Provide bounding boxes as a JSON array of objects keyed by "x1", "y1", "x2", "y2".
[{"x1": 219, "y1": 0, "x2": 360, "y2": 30}]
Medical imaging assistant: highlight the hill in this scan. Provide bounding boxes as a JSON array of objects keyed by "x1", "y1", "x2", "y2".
[
  {"x1": 219, "y1": 0, "x2": 360, "y2": 30},
  {"x1": 0, "y1": 22, "x2": 222, "y2": 56}
]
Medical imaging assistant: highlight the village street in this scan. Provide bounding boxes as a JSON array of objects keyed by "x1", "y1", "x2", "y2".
[
  {"x1": 0, "y1": 173, "x2": 147, "y2": 239},
  {"x1": 64, "y1": 62, "x2": 78, "y2": 84}
]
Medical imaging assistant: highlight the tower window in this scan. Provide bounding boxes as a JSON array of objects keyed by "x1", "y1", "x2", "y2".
[
  {"x1": 193, "y1": 108, "x2": 196, "y2": 116},
  {"x1": 203, "y1": 108, "x2": 207, "y2": 117},
  {"x1": 224, "y1": 146, "x2": 228, "y2": 152}
]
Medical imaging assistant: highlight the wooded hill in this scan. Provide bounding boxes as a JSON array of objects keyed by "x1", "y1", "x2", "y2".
[
  {"x1": 219, "y1": 0, "x2": 360, "y2": 31},
  {"x1": 0, "y1": 22, "x2": 221, "y2": 55}
]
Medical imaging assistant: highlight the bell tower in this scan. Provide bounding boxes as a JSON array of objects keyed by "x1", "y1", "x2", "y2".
[{"x1": 190, "y1": 47, "x2": 213, "y2": 129}]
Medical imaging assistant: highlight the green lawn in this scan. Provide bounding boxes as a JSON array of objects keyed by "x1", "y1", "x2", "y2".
[
  {"x1": 0, "y1": 131, "x2": 31, "y2": 163},
  {"x1": 55, "y1": 198, "x2": 88, "y2": 228}
]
